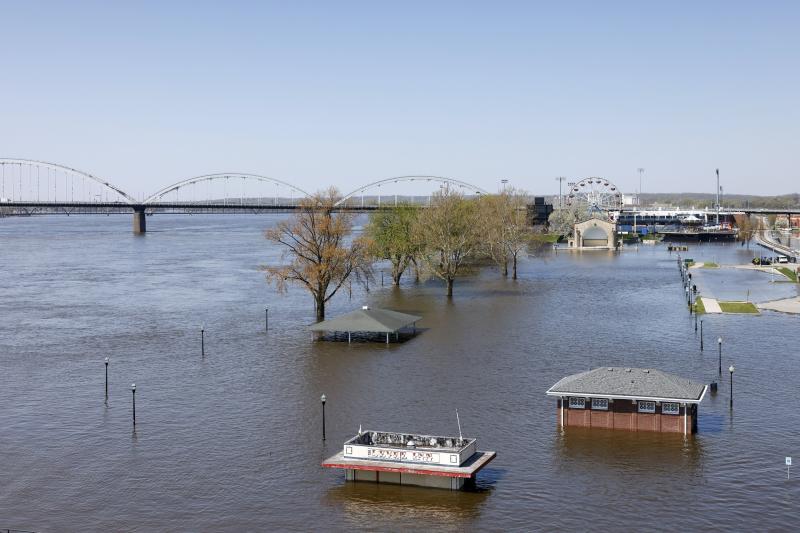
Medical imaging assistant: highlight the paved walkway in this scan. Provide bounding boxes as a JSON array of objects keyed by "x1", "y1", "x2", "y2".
[
  {"x1": 758, "y1": 297, "x2": 800, "y2": 314},
  {"x1": 701, "y1": 297, "x2": 722, "y2": 313}
]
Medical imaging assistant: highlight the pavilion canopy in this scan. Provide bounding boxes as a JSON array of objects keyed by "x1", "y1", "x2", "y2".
[{"x1": 309, "y1": 307, "x2": 421, "y2": 334}]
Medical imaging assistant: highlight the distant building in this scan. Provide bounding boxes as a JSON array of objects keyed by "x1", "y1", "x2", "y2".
[
  {"x1": 546, "y1": 367, "x2": 707, "y2": 435},
  {"x1": 569, "y1": 218, "x2": 617, "y2": 249},
  {"x1": 622, "y1": 194, "x2": 640, "y2": 206},
  {"x1": 527, "y1": 197, "x2": 553, "y2": 226}
]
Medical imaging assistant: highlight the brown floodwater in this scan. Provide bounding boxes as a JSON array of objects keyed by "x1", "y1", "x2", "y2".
[{"x1": 0, "y1": 215, "x2": 798, "y2": 531}]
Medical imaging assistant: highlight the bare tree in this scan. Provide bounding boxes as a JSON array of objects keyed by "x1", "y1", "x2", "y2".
[
  {"x1": 479, "y1": 188, "x2": 532, "y2": 279},
  {"x1": 414, "y1": 188, "x2": 481, "y2": 297},
  {"x1": 262, "y1": 187, "x2": 371, "y2": 322}
]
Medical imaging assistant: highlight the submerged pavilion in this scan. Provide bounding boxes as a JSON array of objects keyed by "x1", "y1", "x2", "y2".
[{"x1": 308, "y1": 306, "x2": 422, "y2": 343}]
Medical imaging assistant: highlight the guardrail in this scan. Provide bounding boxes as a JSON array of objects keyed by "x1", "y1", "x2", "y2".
[{"x1": 755, "y1": 231, "x2": 799, "y2": 260}]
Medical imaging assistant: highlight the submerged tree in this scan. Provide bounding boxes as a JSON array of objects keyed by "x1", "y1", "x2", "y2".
[
  {"x1": 414, "y1": 188, "x2": 481, "y2": 297},
  {"x1": 479, "y1": 188, "x2": 532, "y2": 279},
  {"x1": 365, "y1": 204, "x2": 419, "y2": 285},
  {"x1": 263, "y1": 188, "x2": 371, "y2": 322}
]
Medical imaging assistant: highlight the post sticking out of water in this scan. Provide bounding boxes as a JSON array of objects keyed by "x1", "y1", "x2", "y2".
[
  {"x1": 265, "y1": 308, "x2": 269, "y2": 332},
  {"x1": 131, "y1": 383, "x2": 136, "y2": 426},
  {"x1": 104, "y1": 357, "x2": 109, "y2": 402},
  {"x1": 456, "y1": 409, "x2": 463, "y2": 445},
  {"x1": 700, "y1": 320, "x2": 704, "y2": 351},
  {"x1": 321, "y1": 394, "x2": 327, "y2": 441},
  {"x1": 201, "y1": 326, "x2": 205, "y2": 358}
]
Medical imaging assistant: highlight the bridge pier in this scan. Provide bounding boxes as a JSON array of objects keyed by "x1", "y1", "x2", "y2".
[{"x1": 133, "y1": 207, "x2": 146, "y2": 234}]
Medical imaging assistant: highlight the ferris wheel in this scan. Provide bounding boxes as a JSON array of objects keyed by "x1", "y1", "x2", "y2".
[{"x1": 566, "y1": 177, "x2": 623, "y2": 215}]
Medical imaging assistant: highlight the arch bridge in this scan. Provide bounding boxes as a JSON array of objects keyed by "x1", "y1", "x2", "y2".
[{"x1": 1, "y1": 158, "x2": 495, "y2": 233}]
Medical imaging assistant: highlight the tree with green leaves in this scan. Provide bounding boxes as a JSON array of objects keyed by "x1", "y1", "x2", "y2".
[
  {"x1": 414, "y1": 188, "x2": 481, "y2": 297},
  {"x1": 365, "y1": 204, "x2": 419, "y2": 285}
]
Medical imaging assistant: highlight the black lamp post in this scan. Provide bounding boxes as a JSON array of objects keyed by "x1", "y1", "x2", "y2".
[
  {"x1": 700, "y1": 320, "x2": 704, "y2": 350},
  {"x1": 131, "y1": 383, "x2": 136, "y2": 426},
  {"x1": 718, "y1": 337, "x2": 723, "y2": 375},
  {"x1": 321, "y1": 394, "x2": 327, "y2": 441},
  {"x1": 104, "y1": 357, "x2": 109, "y2": 400},
  {"x1": 729, "y1": 365, "x2": 735, "y2": 408}
]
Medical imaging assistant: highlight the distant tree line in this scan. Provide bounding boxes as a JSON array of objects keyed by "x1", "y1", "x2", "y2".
[
  {"x1": 639, "y1": 192, "x2": 800, "y2": 210},
  {"x1": 262, "y1": 187, "x2": 545, "y2": 320}
]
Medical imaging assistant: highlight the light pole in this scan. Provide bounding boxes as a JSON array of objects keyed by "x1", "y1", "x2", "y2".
[
  {"x1": 718, "y1": 337, "x2": 723, "y2": 375},
  {"x1": 104, "y1": 357, "x2": 109, "y2": 401},
  {"x1": 715, "y1": 168, "x2": 720, "y2": 226},
  {"x1": 131, "y1": 383, "x2": 136, "y2": 426},
  {"x1": 637, "y1": 168, "x2": 645, "y2": 205},
  {"x1": 555, "y1": 177, "x2": 566, "y2": 209},
  {"x1": 320, "y1": 394, "x2": 327, "y2": 441},
  {"x1": 729, "y1": 364, "x2": 735, "y2": 408},
  {"x1": 700, "y1": 320, "x2": 704, "y2": 350}
]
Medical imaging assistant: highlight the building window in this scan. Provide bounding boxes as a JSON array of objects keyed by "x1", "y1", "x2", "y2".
[
  {"x1": 638, "y1": 401, "x2": 656, "y2": 413},
  {"x1": 662, "y1": 402, "x2": 680, "y2": 415},
  {"x1": 591, "y1": 398, "x2": 609, "y2": 410},
  {"x1": 568, "y1": 397, "x2": 586, "y2": 409}
]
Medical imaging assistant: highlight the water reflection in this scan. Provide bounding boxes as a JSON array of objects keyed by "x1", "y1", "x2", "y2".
[
  {"x1": 554, "y1": 427, "x2": 705, "y2": 477},
  {"x1": 325, "y1": 481, "x2": 490, "y2": 528}
]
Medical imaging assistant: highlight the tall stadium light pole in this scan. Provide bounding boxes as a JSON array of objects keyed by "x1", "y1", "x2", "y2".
[
  {"x1": 716, "y1": 168, "x2": 720, "y2": 226},
  {"x1": 555, "y1": 177, "x2": 566, "y2": 209},
  {"x1": 637, "y1": 168, "x2": 645, "y2": 206}
]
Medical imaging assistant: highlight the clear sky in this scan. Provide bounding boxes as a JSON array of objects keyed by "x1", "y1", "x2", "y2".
[{"x1": 1, "y1": 1, "x2": 797, "y2": 197}]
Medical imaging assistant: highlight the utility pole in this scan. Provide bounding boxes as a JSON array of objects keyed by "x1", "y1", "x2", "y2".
[
  {"x1": 637, "y1": 168, "x2": 645, "y2": 206},
  {"x1": 555, "y1": 177, "x2": 566, "y2": 209},
  {"x1": 716, "y1": 168, "x2": 720, "y2": 226}
]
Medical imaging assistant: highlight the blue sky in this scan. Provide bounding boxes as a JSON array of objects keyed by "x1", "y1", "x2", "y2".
[{"x1": 1, "y1": 1, "x2": 797, "y2": 196}]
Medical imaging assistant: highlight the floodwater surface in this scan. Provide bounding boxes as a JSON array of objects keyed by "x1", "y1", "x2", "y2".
[{"x1": 1, "y1": 215, "x2": 798, "y2": 532}]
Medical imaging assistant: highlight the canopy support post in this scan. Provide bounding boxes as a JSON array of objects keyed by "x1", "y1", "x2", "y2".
[
  {"x1": 348, "y1": 331, "x2": 351, "y2": 343},
  {"x1": 386, "y1": 333, "x2": 389, "y2": 344}
]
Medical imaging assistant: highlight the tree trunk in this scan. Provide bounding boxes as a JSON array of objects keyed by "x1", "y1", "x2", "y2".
[
  {"x1": 502, "y1": 258, "x2": 508, "y2": 277},
  {"x1": 446, "y1": 277, "x2": 454, "y2": 298},
  {"x1": 392, "y1": 260, "x2": 403, "y2": 285},
  {"x1": 512, "y1": 254, "x2": 518, "y2": 280},
  {"x1": 315, "y1": 295, "x2": 325, "y2": 322}
]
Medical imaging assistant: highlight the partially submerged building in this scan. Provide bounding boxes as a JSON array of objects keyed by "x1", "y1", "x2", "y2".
[
  {"x1": 322, "y1": 430, "x2": 496, "y2": 490},
  {"x1": 569, "y1": 218, "x2": 618, "y2": 250},
  {"x1": 546, "y1": 367, "x2": 707, "y2": 435},
  {"x1": 308, "y1": 306, "x2": 421, "y2": 343}
]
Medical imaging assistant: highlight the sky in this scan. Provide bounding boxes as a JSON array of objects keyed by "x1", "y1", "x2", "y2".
[{"x1": 1, "y1": 1, "x2": 798, "y2": 197}]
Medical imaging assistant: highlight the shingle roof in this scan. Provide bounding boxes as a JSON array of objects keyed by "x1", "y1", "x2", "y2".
[
  {"x1": 546, "y1": 367, "x2": 707, "y2": 402},
  {"x1": 308, "y1": 307, "x2": 422, "y2": 333}
]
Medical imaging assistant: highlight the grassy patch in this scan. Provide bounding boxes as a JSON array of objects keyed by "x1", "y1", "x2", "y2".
[
  {"x1": 694, "y1": 297, "x2": 706, "y2": 314},
  {"x1": 534, "y1": 233, "x2": 561, "y2": 244},
  {"x1": 702, "y1": 262, "x2": 719, "y2": 268},
  {"x1": 719, "y1": 301, "x2": 759, "y2": 314},
  {"x1": 777, "y1": 267, "x2": 798, "y2": 282}
]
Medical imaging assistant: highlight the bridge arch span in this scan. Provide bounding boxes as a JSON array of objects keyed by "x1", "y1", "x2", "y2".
[
  {"x1": 335, "y1": 176, "x2": 490, "y2": 206},
  {"x1": 0, "y1": 158, "x2": 136, "y2": 204},
  {"x1": 143, "y1": 173, "x2": 311, "y2": 205}
]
